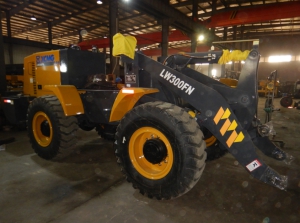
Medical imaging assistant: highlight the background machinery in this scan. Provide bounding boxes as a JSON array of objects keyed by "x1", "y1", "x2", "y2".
[
  {"x1": 279, "y1": 79, "x2": 300, "y2": 108},
  {"x1": 1, "y1": 36, "x2": 292, "y2": 200},
  {"x1": 258, "y1": 78, "x2": 281, "y2": 98}
]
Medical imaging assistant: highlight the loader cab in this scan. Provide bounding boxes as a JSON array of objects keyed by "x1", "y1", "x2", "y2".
[{"x1": 23, "y1": 49, "x2": 106, "y2": 97}]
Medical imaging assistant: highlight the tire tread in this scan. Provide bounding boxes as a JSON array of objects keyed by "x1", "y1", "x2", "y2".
[
  {"x1": 27, "y1": 95, "x2": 78, "y2": 160},
  {"x1": 115, "y1": 101, "x2": 206, "y2": 200}
]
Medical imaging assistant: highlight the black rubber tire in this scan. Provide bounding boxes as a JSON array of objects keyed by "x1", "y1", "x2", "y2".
[
  {"x1": 78, "y1": 124, "x2": 95, "y2": 131},
  {"x1": 280, "y1": 96, "x2": 293, "y2": 108},
  {"x1": 77, "y1": 116, "x2": 96, "y2": 131},
  {"x1": 96, "y1": 124, "x2": 117, "y2": 141},
  {"x1": 115, "y1": 101, "x2": 206, "y2": 200},
  {"x1": 78, "y1": 121, "x2": 96, "y2": 132},
  {"x1": 27, "y1": 95, "x2": 78, "y2": 160}
]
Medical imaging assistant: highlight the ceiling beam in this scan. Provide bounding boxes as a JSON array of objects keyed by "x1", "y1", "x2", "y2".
[
  {"x1": 11, "y1": 1, "x2": 109, "y2": 36},
  {"x1": 142, "y1": 45, "x2": 211, "y2": 56},
  {"x1": 1, "y1": 0, "x2": 40, "y2": 20},
  {"x1": 78, "y1": 29, "x2": 191, "y2": 50},
  {"x1": 129, "y1": 0, "x2": 208, "y2": 34},
  {"x1": 243, "y1": 30, "x2": 300, "y2": 37},
  {"x1": 239, "y1": 23, "x2": 300, "y2": 32},
  {"x1": 11, "y1": 3, "x2": 148, "y2": 38},
  {"x1": 171, "y1": 0, "x2": 194, "y2": 8},
  {"x1": 203, "y1": 1, "x2": 300, "y2": 28}
]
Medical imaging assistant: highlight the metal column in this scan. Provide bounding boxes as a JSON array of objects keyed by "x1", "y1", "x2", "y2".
[
  {"x1": 232, "y1": 26, "x2": 237, "y2": 41},
  {"x1": 6, "y1": 11, "x2": 13, "y2": 64},
  {"x1": 78, "y1": 31, "x2": 83, "y2": 43},
  {"x1": 190, "y1": 0, "x2": 198, "y2": 53},
  {"x1": 231, "y1": 26, "x2": 237, "y2": 73},
  {"x1": 210, "y1": 0, "x2": 216, "y2": 42},
  {"x1": 109, "y1": 0, "x2": 119, "y2": 76},
  {"x1": 220, "y1": 27, "x2": 228, "y2": 77},
  {"x1": 48, "y1": 21, "x2": 52, "y2": 46},
  {"x1": 223, "y1": 27, "x2": 227, "y2": 41},
  {"x1": 0, "y1": 12, "x2": 7, "y2": 95},
  {"x1": 161, "y1": 19, "x2": 169, "y2": 59},
  {"x1": 161, "y1": 0, "x2": 169, "y2": 59}
]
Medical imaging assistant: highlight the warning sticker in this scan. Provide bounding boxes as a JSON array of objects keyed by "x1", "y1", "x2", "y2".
[
  {"x1": 246, "y1": 159, "x2": 262, "y2": 172},
  {"x1": 125, "y1": 74, "x2": 136, "y2": 83}
]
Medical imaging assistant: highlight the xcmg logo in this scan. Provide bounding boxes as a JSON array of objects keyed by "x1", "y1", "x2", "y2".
[{"x1": 36, "y1": 54, "x2": 55, "y2": 65}]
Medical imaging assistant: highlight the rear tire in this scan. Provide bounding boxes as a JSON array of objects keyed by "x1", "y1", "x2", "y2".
[
  {"x1": 115, "y1": 101, "x2": 206, "y2": 199},
  {"x1": 280, "y1": 96, "x2": 293, "y2": 108},
  {"x1": 77, "y1": 115, "x2": 96, "y2": 131},
  {"x1": 27, "y1": 95, "x2": 78, "y2": 160}
]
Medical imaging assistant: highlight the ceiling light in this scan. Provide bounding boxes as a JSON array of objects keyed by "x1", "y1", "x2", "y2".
[
  {"x1": 198, "y1": 34, "x2": 204, "y2": 41},
  {"x1": 30, "y1": 15, "x2": 36, "y2": 21},
  {"x1": 97, "y1": 0, "x2": 103, "y2": 4},
  {"x1": 80, "y1": 29, "x2": 88, "y2": 36}
]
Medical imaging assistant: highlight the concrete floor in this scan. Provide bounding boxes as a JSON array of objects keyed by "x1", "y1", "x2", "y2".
[{"x1": 0, "y1": 98, "x2": 299, "y2": 223}]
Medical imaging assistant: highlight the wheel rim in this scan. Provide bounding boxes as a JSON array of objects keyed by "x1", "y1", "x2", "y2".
[
  {"x1": 129, "y1": 127, "x2": 173, "y2": 180},
  {"x1": 32, "y1": 111, "x2": 53, "y2": 147}
]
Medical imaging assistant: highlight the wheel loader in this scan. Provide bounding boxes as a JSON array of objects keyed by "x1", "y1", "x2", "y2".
[
  {"x1": 111, "y1": 35, "x2": 293, "y2": 199},
  {"x1": 1, "y1": 34, "x2": 292, "y2": 200}
]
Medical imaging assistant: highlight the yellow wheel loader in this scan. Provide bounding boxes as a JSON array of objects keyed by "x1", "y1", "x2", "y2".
[{"x1": 112, "y1": 35, "x2": 291, "y2": 199}]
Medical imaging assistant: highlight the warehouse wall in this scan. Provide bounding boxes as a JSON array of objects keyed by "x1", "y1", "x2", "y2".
[
  {"x1": 259, "y1": 35, "x2": 300, "y2": 56},
  {"x1": 258, "y1": 61, "x2": 300, "y2": 82},
  {"x1": 258, "y1": 36, "x2": 300, "y2": 82},
  {"x1": 3, "y1": 35, "x2": 300, "y2": 83},
  {"x1": 4, "y1": 43, "x2": 48, "y2": 64}
]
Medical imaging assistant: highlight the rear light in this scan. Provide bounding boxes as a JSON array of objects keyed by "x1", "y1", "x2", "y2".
[
  {"x1": 3, "y1": 99, "x2": 14, "y2": 105},
  {"x1": 122, "y1": 89, "x2": 134, "y2": 94}
]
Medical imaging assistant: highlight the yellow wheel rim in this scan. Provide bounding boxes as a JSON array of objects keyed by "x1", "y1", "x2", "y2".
[
  {"x1": 32, "y1": 111, "x2": 53, "y2": 147},
  {"x1": 129, "y1": 127, "x2": 173, "y2": 180},
  {"x1": 205, "y1": 135, "x2": 217, "y2": 147}
]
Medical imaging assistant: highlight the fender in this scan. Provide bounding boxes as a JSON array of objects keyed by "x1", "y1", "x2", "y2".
[
  {"x1": 109, "y1": 88, "x2": 159, "y2": 122},
  {"x1": 44, "y1": 85, "x2": 85, "y2": 116}
]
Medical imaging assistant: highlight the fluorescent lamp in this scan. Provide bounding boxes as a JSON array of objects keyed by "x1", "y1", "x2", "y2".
[{"x1": 268, "y1": 55, "x2": 292, "y2": 63}]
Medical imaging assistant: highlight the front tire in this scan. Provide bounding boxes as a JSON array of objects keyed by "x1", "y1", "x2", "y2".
[
  {"x1": 115, "y1": 102, "x2": 206, "y2": 199},
  {"x1": 27, "y1": 95, "x2": 78, "y2": 160}
]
